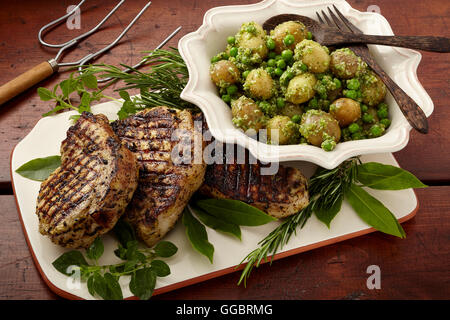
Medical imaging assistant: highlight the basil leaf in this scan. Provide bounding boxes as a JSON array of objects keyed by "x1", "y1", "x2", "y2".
[
  {"x1": 87, "y1": 275, "x2": 96, "y2": 297},
  {"x1": 130, "y1": 268, "x2": 156, "y2": 300},
  {"x1": 357, "y1": 162, "x2": 427, "y2": 190},
  {"x1": 346, "y1": 184, "x2": 406, "y2": 238},
  {"x1": 86, "y1": 237, "x2": 104, "y2": 261},
  {"x1": 15, "y1": 155, "x2": 61, "y2": 181},
  {"x1": 60, "y1": 78, "x2": 78, "y2": 98},
  {"x1": 103, "y1": 273, "x2": 123, "y2": 300},
  {"x1": 190, "y1": 205, "x2": 241, "y2": 240},
  {"x1": 154, "y1": 241, "x2": 178, "y2": 258},
  {"x1": 92, "y1": 273, "x2": 109, "y2": 300},
  {"x1": 150, "y1": 260, "x2": 171, "y2": 277},
  {"x1": 195, "y1": 199, "x2": 276, "y2": 226},
  {"x1": 37, "y1": 87, "x2": 54, "y2": 101},
  {"x1": 52, "y1": 250, "x2": 89, "y2": 276},
  {"x1": 113, "y1": 219, "x2": 136, "y2": 248},
  {"x1": 314, "y1": 193, "x2": 343, "y2": 228},
  {"x1": 81, "y1": 73, "x2": 98, "y2": 89},
  {"x1": 182, "y1": 207, "x2": 214, "y2": 263}
]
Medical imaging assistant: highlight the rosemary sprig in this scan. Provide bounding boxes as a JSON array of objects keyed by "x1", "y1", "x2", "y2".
[{"x1": 237, "y1": 157, "x2": 360, "y2": 286}]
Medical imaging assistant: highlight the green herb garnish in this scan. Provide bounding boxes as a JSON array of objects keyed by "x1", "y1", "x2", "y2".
[
  {"x1": 15, "y1": 155, "x2": 61, "y2": 181},
  {"x1": 51, "y1": 220, "x2": 177, "y2": 300},
  {"x1": 237, "y1": 157, "x2": 426, "y2": 286}
]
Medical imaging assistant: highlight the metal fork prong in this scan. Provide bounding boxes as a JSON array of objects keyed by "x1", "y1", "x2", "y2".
[
  {"x1": 316, "y1": 12, "x2": 325, "y2": 24},
  {"x1": 320, "y1": 10, "x2": 335, "y2": 28},
  {"x1": 327, "y1": 7, "x2": 348, "y2": 31},
  {"x1": 332, "y1": 4, "x2": 363, "y2": 34}
]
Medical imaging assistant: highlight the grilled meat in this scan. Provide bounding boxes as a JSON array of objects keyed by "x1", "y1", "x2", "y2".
[
  {"x1": 36, "y1": 112, "x2": 139, "y2": 248},
  {"x1": 112, "y1": 106, "x2": 206, "y2": 247},
  {"x1": 198, "y1": 115, "x2": 309, "y2": 219}
]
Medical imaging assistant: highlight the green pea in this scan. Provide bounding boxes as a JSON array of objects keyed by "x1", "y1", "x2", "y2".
[
  {"x1": 346, "y1": 78, "x2": 360, "y2": 90},
  {"x1": 362, "y1": 113, "x2": 374, "y2": 123},
  {"x1": 281, "y1": 49, "x2": 293, "y2": 61},
  {"x1": 369, "y1": 124, "x2": 384, "y2": 137},
  {"x1": 308, "y1": 98, "x2": 318, "y2": 109},
  {"x1": 227, "y1": 36, "x2": 236, "y2": 45},
  {"x1": 344, "y1": 89, "x2": 358, "y2": 100},
  {"x1": 275, "y1": 54, "x2": 283, "y2": 61},
  {"x1": 265, "y1": 67, "x2": 275, "y2": 76},
  {"x1": 222, "y1": 94, "x2": 231, "y2": 103},
  {"x1": 333, "y1": 78, "x2": 341, "y2": 89},
  {"x1": 299, "y1": 63, "x2": 308, "y2": 72},
  {"x1": 267, "y1": 59, "x2": 277, "y2": 67},
  {"x1": 380, "y1": 118, "x2": 391, "y2": 128},
  {"x1": 246, "y1": 25, "x2": 256, "y2": 34},
  {"x1": 268, "y1": 51, "x2": 277, "y2": 59},
  {"x1": 211, "y1": 56, "x2": 220, "y2": 63},
  {"x1": 241, "y1": 55, "x2": 250, "y2": 64},
  {"x1": 306, "y1": 31, "x2": 313, "y2": 40},
  {"x1": 227, "y1": 85, "x2": 238, "y2": 96},
  {"x1": 360, "y1": 104, "x2": 368, "y2": 113},
  {"x1": 276, "y1": 97, "x2": 285, "y2": 108},
  {"x1": 352, "y1": 132, "x2": 364, "y2": 140},
  {"x1": 242, "y1": 70, "x2": 250, "y2": 78},
  {"x1": 267, "y1": 38, "x2": 276, "y2": 50},
  {"x1": 283, "y1": 34, "x2": 295, "y2": 46},
  {"x1": 348, "y1": 123, "x2": 360, "y2": 133},
  {"x1": 291, "y1": 114, "x2": 301, "y2": 123},
  {"x1": 276, "y1": 59, "x2": 286, "y2": 69},
  {"x1": 283, "y1": 70, "x2": 294, "y2": 80},
  {"x1": 377, "y1": 102, "x2": 388, "y2": 110},
  {"x1": 377, "y1": 108, "x2": 388, "y2": 119},
  {"x1": 321, "y1": 139, "x2": 336, "y2": 151},
  {"x1": 229, "y1": 47, "x2": 238, "y2": 57},
  {"x1": 275, "y1": 67, "x2": 284, "y2": 77}
]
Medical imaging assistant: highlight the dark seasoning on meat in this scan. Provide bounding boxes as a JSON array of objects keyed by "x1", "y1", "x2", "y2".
[{"x1": 36, "y1": 107, "x2": 309, "y2": 249}]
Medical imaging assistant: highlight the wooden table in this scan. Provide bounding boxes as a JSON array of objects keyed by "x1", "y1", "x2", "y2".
[{"x1": 0, "y1": 0, "x2": 448, "y2": 300}]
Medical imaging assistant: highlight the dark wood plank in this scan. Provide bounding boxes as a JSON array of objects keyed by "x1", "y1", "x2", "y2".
[
  {"x1": 1, "y1": 186, "x2": 448, "y2": 300},
  {"x1": 0, "y1": 0, "x2": 449, "y2": 185}
]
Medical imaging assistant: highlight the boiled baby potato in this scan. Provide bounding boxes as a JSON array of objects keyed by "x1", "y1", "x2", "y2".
[
  {"x1": 279, "y1": 102, "x2": 304, "y2": 118},
  {"x1": 210, "y1": 60, "x2": 240, "y2": 88},
  {"x1": 266, "y1": 115, "x2": 296, "y2": 145},
  {"x1": 330, "y1": 97, "x2": 361, "y2": 127},
  {"x1": 231, "y1": 95, "x2": 266, "y2": 131},
  {"x1": 236, "y1": 21, "x2": 268, "y2": 61},
  {"x1": 244, "y1": 68, "x2": 275, "y2": 100},
  {"x1": 300, "y1": 110, "x2": 341, "y2": 146},
  {"x1": 330, "y1": 48, "x2": 367, "y2": 79},
  {"x1": 294, "y1": 39, "x2": 330, "y2": 74},
  {"x1": 270, "y1": 21, "x2": 308, "y2": 54},
  {"x1": 360, "y1": 70, "x2": 387, "y2": 106},
  {"x1": 285, "y1": 73, "x2": 317, "y2": 104}
]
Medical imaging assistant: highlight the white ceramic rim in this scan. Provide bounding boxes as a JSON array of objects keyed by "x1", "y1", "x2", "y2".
[{"x1": 178, "y1": 0, "x2": 434, "y2": 169}]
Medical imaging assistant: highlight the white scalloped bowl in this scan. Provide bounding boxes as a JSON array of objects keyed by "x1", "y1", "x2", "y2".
[{"x1": 178, "y1": 0, "x2": 433, "y2": 169}]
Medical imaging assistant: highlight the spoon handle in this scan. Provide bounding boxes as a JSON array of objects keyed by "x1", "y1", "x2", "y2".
[
  {"x1": 338, "y1": 33, "x2": 450, "y2": 52},
  {"x1": 354, "y1": 47, "x2": 429, "y2": 133}
]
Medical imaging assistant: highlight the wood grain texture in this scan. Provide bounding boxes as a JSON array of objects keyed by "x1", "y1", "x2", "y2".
[
  {"x1": 0, "y1": 187, "x2": 448, "y2": 300},
  {"x1": 0, "y1": 0, "x2": 448, "y2": 185}
]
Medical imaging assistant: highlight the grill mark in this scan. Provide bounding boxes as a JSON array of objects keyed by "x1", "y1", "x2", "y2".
[
  {"x1": 38, "y1": 156, "x2": 100, "y2": 217},
  {"x1": 42, "y1": 164, "x2": 100, "y2": 224}
]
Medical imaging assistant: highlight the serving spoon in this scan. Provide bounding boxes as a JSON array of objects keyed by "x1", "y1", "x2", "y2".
[{"x1": 263, "y1": 14, "x2": 450, "y2": 53}]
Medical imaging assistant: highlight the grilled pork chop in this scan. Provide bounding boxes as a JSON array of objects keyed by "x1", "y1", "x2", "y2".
[
  {"x1": 36, "y1": 112, "x2": 139, "y2": 248},
  {"x1": 112, "y1": 106, "x2": 206, "y2": 247},
  {"x1": 197, "y1": 115, "x2": 309, "y2": 219}
]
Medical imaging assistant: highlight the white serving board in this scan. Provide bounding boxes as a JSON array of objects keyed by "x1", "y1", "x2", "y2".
[{"x1": 10, "y1": 101, "x2": 418, "y2": 300}]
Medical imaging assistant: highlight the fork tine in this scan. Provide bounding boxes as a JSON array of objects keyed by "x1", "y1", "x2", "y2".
[
  {"x1": 332, "y1": 4, "x2": 363, "y2": 34},
  {"x1": 320, "y1": 10, "x2": 335, "y2": 28},
  {"x1": 327, "y1": 7, "x2": 348, "y2": 31},
  {"x1": 316, "y1": 12, "x2": 325, "y2": 24}
]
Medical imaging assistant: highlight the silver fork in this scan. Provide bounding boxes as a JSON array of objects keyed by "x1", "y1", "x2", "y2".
[{"x1": 317, "y1": 5, "x2": 428, "y2": 134}]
